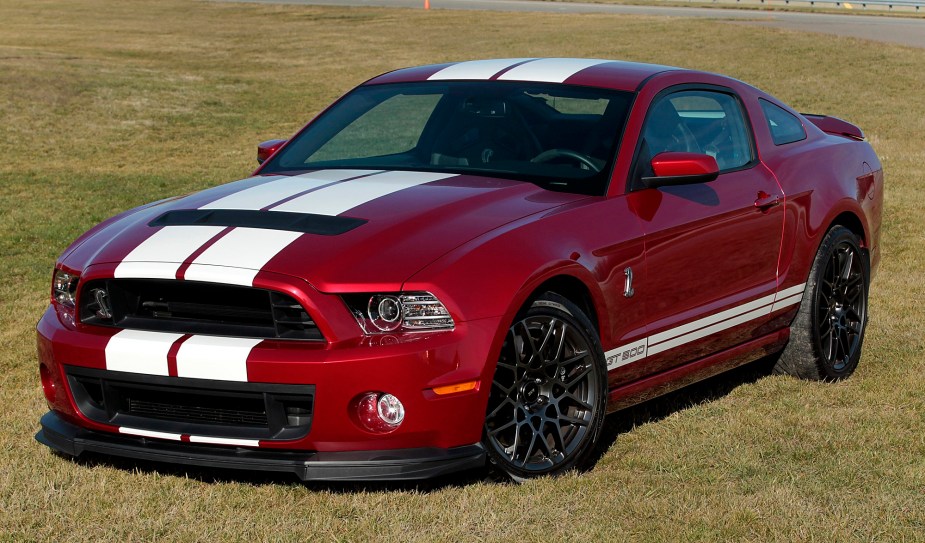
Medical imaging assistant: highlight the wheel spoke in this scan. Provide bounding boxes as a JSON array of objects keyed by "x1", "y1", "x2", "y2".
[{"x1": 839, "y1": 249, "x2": 854, "y2": 282}]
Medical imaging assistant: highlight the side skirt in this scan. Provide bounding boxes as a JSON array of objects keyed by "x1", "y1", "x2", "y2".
[{"x1": 605, "y1": 328, "x2": 789, "y2": 413}]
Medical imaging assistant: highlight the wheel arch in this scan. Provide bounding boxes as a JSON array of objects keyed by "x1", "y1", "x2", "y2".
[
  {"x1": 526, "y1": 274, "x2": 601, "y2": 334},
  {"x1": 828, "y1": 210, "x2": 867, "y2": 247}
]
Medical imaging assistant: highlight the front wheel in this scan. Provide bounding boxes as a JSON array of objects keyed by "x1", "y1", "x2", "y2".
[
  {"x1": 774, "y1": 226, "x2": 870, "y2": 380},
  {"x1": 483, "y1": 293, "x2": 607, "y2": 481}
]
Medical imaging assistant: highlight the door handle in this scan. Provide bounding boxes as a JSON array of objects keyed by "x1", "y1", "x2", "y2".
[{"x1": 754, "y1": 191, "x2": 781, "y2": 210}]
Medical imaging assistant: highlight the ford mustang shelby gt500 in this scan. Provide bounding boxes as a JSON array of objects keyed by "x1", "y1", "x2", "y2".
[{"x1": 36, "y1": 58, "x2": 883, "y2": 481}]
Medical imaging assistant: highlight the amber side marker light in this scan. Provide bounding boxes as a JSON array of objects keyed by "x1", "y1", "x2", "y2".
[{"x1": 431, "y1": 380, "x2": 479, "y2": 396}]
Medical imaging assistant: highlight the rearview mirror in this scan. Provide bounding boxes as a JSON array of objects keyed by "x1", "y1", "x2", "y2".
[
  {"x1": 641, "y1": 152, "x2": 719, "y2": 189},
  {"x1": 257, "y1": 139, "x2": 287, "y2": 165}
]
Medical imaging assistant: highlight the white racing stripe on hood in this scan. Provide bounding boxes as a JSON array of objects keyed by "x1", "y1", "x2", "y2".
[
  {"x1": 114, "y1": 225, "x2": 226, "y2": 279},
  {"x1": 271, "y1": 171, "x2": 457, "y2": 216},
  {"x1": 113, "y1": 170, "x2": 455, "y2": 284},
  {"x1": 199, "y1": 170, "x2": 379, "y2": 210},
  {"x1": 497, "y1": 58, "x2": 610, "y2": 83},
  {"x1": 182, "y1": 227, "x2": 303, "y2": 286},
  {"x1": 427, "y1": 58, "x2": 536, "y2": 80}
]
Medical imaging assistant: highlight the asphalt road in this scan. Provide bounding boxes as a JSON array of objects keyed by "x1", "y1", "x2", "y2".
[{"x1": 221, "y1": 0, "x2": 925, "y2": 48}]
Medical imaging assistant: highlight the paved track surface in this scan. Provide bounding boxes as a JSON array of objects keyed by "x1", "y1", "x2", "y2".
[{"x1": 221, "y1": 0, "x2": 925, "y2": 48}]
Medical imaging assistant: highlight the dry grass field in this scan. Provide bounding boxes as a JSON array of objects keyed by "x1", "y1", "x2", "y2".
[{"x1": 2, "y1": 0, "x2": 924, "y2": 540}]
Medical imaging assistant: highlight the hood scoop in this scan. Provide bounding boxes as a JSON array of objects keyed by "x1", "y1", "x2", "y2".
[{"x1": 149, "y1": 209, "x2": 367, "y2": 236}]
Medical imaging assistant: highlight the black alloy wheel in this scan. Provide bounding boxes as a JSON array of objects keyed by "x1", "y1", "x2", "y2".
[
  {"x1": 483, "y1": 293, "x2": 606, "y2": 480},
  {"x1": 774, "y1": 226, "x2": 870, "y2": 380},
  {"x1": 815, "y1": 237, "x2": 868, "y2": 372}
]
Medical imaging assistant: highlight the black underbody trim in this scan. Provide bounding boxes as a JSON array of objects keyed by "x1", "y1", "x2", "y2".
[
  {"x1": 36, "y1": 412, "x2": 486, "y2": 482},
  {"x1": 65, "y1": 366, "x2": 315, "y2": 441},
  {"x1": 149, "y1": 209, "x2": 367, "y2": 235}
]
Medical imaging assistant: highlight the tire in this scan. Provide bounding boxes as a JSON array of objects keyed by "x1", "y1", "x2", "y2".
[
  {"x1": 483, "y1": 292, "x2": 607, "y2": 481},
  {"x1": 774, "y1": 226, "x2": 870, "y2": 381}
]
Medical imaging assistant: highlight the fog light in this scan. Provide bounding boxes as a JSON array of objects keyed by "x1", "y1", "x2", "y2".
[{"x1": 355, "y1": 392, "x2": 405, "y2": 433}]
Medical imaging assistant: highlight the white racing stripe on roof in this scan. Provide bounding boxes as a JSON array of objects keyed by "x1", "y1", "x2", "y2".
[
  {"x1": 114, "y1": 226, "x2": 226, "y2": 279},
  {"x1": 200, "y1": 170, "x2": 379, "y2": 211},
  {"x1": 105, "y1": 330, "x2": 185, "y2": 376},
  {"x1": 183, "y1": 227, "x2": 303, "y2": 286},
  {"x1": 271, "y1": 171, "x2": 457, "y2": 216},
  {"x1": 427, "y1": 58, "x2": 536, "y2": 80},
  {"x1": 175, "y1": 335, "x2": 262, "y2": 381},
  {"x1": 497, "y1": 58, "x2": 611, "y2": 83}
]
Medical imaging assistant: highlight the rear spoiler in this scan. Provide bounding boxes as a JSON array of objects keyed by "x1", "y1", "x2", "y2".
[{"x1": 801, "y1": 113, "x2": 865, "y2": 141}]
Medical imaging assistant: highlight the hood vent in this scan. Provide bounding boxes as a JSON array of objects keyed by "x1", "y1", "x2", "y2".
[{"x1": 149, "y1": 209, "x2": 366, "y2": 235}]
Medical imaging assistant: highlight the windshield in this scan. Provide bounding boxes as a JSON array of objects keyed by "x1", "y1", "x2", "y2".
[{"x1": 262, "y1": 81, "x2": 634, "y2": 196}]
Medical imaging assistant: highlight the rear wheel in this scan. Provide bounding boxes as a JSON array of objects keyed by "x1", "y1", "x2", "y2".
[
  {"x1": 483, "y1": 293, "x2": 607, "y2": 481},
  {"x1": 774, "y1": 226, "x2": 869, "y2": 380}
]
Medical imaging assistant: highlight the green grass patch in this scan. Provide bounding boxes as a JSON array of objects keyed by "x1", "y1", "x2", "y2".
[{"x1": 2, "y1": 0, "x2": 924, "y2": 540}]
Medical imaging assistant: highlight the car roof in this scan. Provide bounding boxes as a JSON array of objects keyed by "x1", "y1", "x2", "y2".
[{"x1": 364, "y1": 58, "x2": 689, "y2": 92}]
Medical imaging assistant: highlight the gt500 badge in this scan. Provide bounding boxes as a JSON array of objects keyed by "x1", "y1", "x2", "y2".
[{"x1": 604, "y1": 339, "x2": 647, "y2": 370}]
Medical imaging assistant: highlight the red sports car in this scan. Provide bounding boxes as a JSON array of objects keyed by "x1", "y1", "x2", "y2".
[{"x1": 36, "y1": 58, "x2": 883, "y2": 481}]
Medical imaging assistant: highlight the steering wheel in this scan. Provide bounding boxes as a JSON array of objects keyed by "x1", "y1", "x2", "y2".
[{"x1": 531, "y1": 149, "x2": 601, "y2": 172}]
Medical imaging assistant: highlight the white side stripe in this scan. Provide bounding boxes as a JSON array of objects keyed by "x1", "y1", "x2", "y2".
[
  {"x1": 497, "y1": 58, "x2": 610, "y2": 83},
  {"x1": 647, "y1": 306, "x2": 770, "y2": 356},
  {"x1": 771, "y1": 293, "x2": 804, "y2": 312},
  {"x1": 775, "y1": 283, "x2": 807, "y2": 300},
  {"x1": 604, "y1": 283, "x2": 807, "y2": 368},
  {"x1": 183, "y1": 227, "x2": 303, "y2": 286},
  {"x1": 199, "y1": 170, "x2": 379, "y2": 211},
  {"x1": 105, "y1": 330, "x2": 184, "y2": 376},
  {"x1": 427, "y1": 58, "x2": 535, "y2": 80},
  {"x1": 188, "y1": 436, "x2": 260, "y2": 447},
  {"x1": 175, "y1": 335, "x2": 262, "y2": 382},
  {"x1": 271, "y1": 171, "x2": 457, "y2": 216},
  {"x1": 114, "y1": 226, "x2": 226, "y2": 280},
  {"x1": 647, "y1": 292, "x2": 777, "y2": 346},
  {"x1": 119, "y1": 427, "x2": 182, "y2": 441}
]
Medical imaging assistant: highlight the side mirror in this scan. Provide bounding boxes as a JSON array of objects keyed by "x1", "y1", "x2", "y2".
[
  {"x1": 257, "y1": 139, "x2": 287, "y2": 165},
  {"x1": 641, "y1": 152, "x2": 719, "y2": 189}
]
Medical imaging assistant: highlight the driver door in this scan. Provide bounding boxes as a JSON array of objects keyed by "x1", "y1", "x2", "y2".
[{"x1": 623, "y1": 88, "x2": 785, "y2": 380}]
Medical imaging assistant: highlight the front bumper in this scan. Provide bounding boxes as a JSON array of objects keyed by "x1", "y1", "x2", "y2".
[{"x1": 37, "y1": 411, "x2": 486, "y2": 482}]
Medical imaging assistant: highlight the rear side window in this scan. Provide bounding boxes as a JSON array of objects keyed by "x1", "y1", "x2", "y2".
[{"x1": 760, "y1": 99, "x2": 806, "y2": 146}]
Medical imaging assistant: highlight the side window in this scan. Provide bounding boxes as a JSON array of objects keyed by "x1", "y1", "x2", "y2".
[
  {"x1": 641, "y1": 90, "x2": 754, "y2": 172},
  {"x1": 759, "y1": 99, "x2": 807, "y2": 146}
]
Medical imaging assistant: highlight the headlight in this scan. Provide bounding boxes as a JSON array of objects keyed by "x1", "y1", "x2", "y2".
[
  {"x1": 52, "y1": 269, "x2": 79, "y2": 308},
  {"x1": 344, "y1": 291, "x2": 454, "y2": 334}
]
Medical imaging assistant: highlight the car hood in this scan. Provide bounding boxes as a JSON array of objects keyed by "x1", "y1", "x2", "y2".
[{"x1": 62, "y1": 169, "x2": 588, "y2": 291}]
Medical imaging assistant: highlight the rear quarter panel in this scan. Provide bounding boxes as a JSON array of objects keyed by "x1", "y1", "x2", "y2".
[{"x1": 746, "y1": 95, "x2": 883, "y2": 285}]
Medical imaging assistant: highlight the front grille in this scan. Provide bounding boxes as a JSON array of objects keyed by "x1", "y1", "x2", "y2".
[
  {"x1": 66, "y1": 366, "x2": 314, "y2": 441},
  {"x1": 125, "y1": 393, "x2": 269, "y2": 427},
  {"x1": 78, "y1": 279, "x2": 323, "y2": 341}
]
